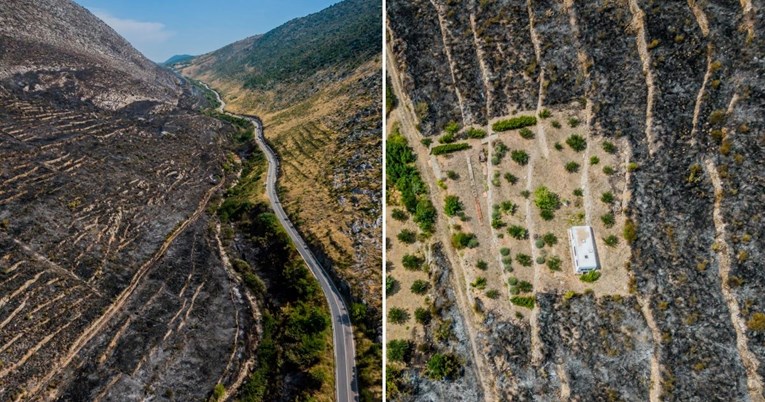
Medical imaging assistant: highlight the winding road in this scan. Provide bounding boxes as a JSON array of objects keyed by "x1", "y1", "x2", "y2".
[{"x1": 204, "y1": 83, "x2": 358, "y2": 402}]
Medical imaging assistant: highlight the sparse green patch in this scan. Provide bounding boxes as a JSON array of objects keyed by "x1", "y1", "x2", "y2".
[
  {"x1": 565, "y1": 161, "x2": 580, "y2": 173},
  {"x1": 510, "y1": 296, "x2": 535, "y2": 309},
  {"x1": 431, "y1": 143, "x2": 471, "y2": 155},
  {"x1": 580, "y1": 271, "x2": 601, "y2": 283},
  {"x1": 546, "y1": 256, "x2": 562, "y2": 271},
  {"x1": 387, "y1": 339, "x2": 413, "y2": 362},
  {"x1": 516, "y1": 253, "x2": 532, "y2": 267},
  {"x1": 566, "y1": 134, "x2": 587, "y2": 152},
  {"x1": 452, "y1": 231, "x2": 479, "y2": 249},
  {"x1": 402, "y1": 254, "x2": 424, "y2": 271},
  {"x1": 397, "y1": 229, "x2": 417, "y2": 244},
  {"x1": 508, "y1": 225, "x2": 529, "y2": 240},
  {"x1": 602, "y1": 141, "x2": 617, "y2": 154},
  {"x1": 444, "y1": 195, "x2": 464, "y2": 217},
  {"x1": 492, "y1": 115, "x2": 537, "y2": 132},
  {"x1": 411, "y1": 280, "x2": 430, "y2": 295},
  {"x1": 466, "y1": 127, "x2": 487, "y2": 139},
  {"x1": 471, "y1": 277, "x2": 487, "y2": 290},
  {"x1": 511, "y1": 150, "x2": 529, "y2": 166},
  {"x1": 601, "y1": 213, "x2": 615, "y2": 228},
  {"x1": 388, "y1": 308, "x2": 409, "y2": 324},
  {"x1": 519, "y1": 128, "x2": 535, "y2": 139}
]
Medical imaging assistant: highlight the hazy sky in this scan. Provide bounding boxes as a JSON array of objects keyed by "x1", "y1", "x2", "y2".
[{"x1": 74, "y1": 1, "x2": 341, "y2": 62}]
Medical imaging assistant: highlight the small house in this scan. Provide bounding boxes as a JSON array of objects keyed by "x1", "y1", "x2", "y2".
[{"x1": 568, "y1": 226, "x2": 599, "y2": 274}]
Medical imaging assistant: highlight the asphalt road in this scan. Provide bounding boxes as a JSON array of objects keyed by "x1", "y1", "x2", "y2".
[{"x1": 204, "y1": 83, "x2": 358, "y2": 402}]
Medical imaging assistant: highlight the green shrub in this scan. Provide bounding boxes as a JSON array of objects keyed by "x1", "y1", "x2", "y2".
[
  {"x1": 500, "y1": 247, "x2": 511, "y2": 256},
  {"x1": 604, "y1": 235, "x2": 619, "y2": 246},
  {"x1": 565, "y1": 161, "x2": 580, "y2": 173},
  {"x1": 508, "y1": 277, "x2": 519, "y2": 286},
  {"x1": 386, "y1": 275, "x2": 397, "y2": 293},
  {"x1": 519, "y1": 128, "x2": 535, "y2": 139},
  {"x1": 492, "y1": 171, "x2": 501, "y2": 187},
  {"x1": 590, "y1": 156, "x2": 600, "y2": 165},
  {"x1": 212, "y1": 384, "x2": 225, "y2": 401},
  {"x1": 547, "y1": 256, "x2": 562, "y2": 271},
  {"x1": 452, "y1": 232, "x2": 478, "y2": 249},
  {"x1": 747, "y1": 312, "x2": 765, "y2": 332},
  {"x1": 551, "y1": 120, "x2": 562, "y2": 129},
  {"x1": 516, "y1": 253, "x2": 532, "y2": 267},
  {"x1": 504, "y1": 173, "x2": 518, "y2": 184},
  {"x1": 539, "y1": 108, "x2": 552, "y2": 119},
  {"x1": 471, "y1": 277, "x2": 487, "y2": 290},
  {"x1": 391, "y1": 209, "x2": 408, "y2": 221},
  {"x1": 411, "y1": 280, "x2": 430, "y2": 295},
  {"x1": 709, "y1": 109, "x2": 727, "y2": 126},
  {"x1": 446, "y1": 170, "x2": 459, "y2": 180},
  {"x1": 500, "y1": 201, "x2": 517, "y2": 215},
  {"x1": 511, "y1": 150, "x2": 529, "y2": 165},
  {"x1": 414, "y1": 199, "x2": 437, "y2": 233},
  {"x1": 444, "y1": 195, "x2": 463, "y2": 217},
  {"x1": 426, "y1": 353, "x2": 462, "y2": 380},
  {"x1": 402, "y1": 254, "x2": 424, "y2": 271},
  {"x1": 444, "y1": 121, "x2": 461, "y2": 135},
  {"x1": 486, "y1": 289, "x2": 500, "y2": 299},
  {"x1": 510, "y1": 296, "x2": 535, "y2": 308},
  {"x1": 535, "y1": 238, "x2": 546, "y2": 249},
  {"x1": 573, "y1": 188, "x2": 584, "y2": 197},
  {"x1": 534, "y1": 186, "x2": 561, "y2": 219},
  {"x1": 602, "y1": 141, "x2": 617, "y2": 154},
  {"x1": 603, "y1": 166, "x2": 615, "y2": 175},
  {"x1": 421, "y1": 138, "x2": 433, "y2": 147},
  {"x1": 415, "y1": 307, "x2": 432, "y2": 325},
  {"x1": 543, "y1": 232, "x2": 558, "y2": 246},
  {"x1": 566, "y1": 134, "x2": 587, "y2": 151},
  {"x1": 397, "y1": 229, "x2": 417, "y2": 244},
  {"x1": 492, "y1": 140, "x2": 509, "y2": 165},
  {"x1": 508, "y1": 225, "x2": 529, "y2": 240},
  {"x1": 580, "y1": 271, "x2": 601, "y2": 283},
  {"x1": 516, "y1": 280, "x2": 533, "y2": 293},
  {"x1": 492, "y1": 115, "x2": 537, "y2": 132},
  {"x1": 554, "y1": 142, "x2": 564, "y2": 151},
  {"x1": 624, "y1": 219, "x2": 637, "y2": 244},
  {"x1": 520, "y1": 190, "x2": 531, "y2": 198},
  {"x1": 601, "y1": 213, "x2": 615, "y2": 228},
  {"x1": 476, "y1": 260, "x2": 488, "y2": 270},
  {"x1": 466, "y1": 127, "x2": 487, "y2": 138},
  {"x1": 439, "y1": 132, "x2": 456, "y2": 144},
  {"x1": 388, "y1": 308, "x2": 409, "y2": 324},
  {"x1": 387, "y1": 339, "x2": 413, "y2": 362},
  {"x1": 431, "y1": 143, "x2": 471, "y2": 155},
  {"x1": 627, "y1": 162, "x2": 639, "y2": 172},
  {"x1": 568, "y1": 117, "x2": 581, "y2": 128},
  {"x1": 601, "y1": 192, "x2": 615, "y2": 204}
]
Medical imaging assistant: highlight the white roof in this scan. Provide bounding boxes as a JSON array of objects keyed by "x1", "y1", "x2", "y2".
[{"x1": 568, "y1": 226, "x2": 598, "y2": 273}]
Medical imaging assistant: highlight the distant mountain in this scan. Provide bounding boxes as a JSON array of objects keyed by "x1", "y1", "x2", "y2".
[
  {"x1": 162, "y1": 54, "x2": 195, "y2": 66},
  {"x1": 178, "y1": 0, "x2": 383, "y2": 399}
]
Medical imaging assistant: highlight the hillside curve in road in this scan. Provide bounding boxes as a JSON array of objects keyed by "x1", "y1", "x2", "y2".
[{"x1": 203, "y1": 82, "x2": 359, "y2": 402}]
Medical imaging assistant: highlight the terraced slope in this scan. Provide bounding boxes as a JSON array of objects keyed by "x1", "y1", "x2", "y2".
[
  {"x1": 0, "y1": 1, "x2": 258, "y2": 400},
  {"x1": 387, "y1": 1, "x2": 765, "y2": 401}
]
